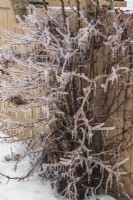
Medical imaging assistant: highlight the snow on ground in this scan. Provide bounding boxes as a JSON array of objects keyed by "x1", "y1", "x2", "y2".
[
  {"x1": 0, "y1": 133, "x2": 58, "y2": 200},
  {"x1": 88, "y1": 195, "x2": 116, "y2": 200},
  {"x1": 0, "y1": 133, "x2": 116, "y2": 200}
]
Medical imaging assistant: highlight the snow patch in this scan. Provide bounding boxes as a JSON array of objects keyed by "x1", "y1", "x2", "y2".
[
  {"x1": 88, "y1": 195, "x2": 116, "y2": 200},
  {"x1": 0, "y1": 133, "x2": 58, "y2": 200}
]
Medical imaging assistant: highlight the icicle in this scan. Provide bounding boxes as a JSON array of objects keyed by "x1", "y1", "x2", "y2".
[
  {"x1": 15, "y1": 111, "x2": 18, "y2": 119},
  {"x1": 122, "y1": 46, "x2": 126, "y2": 56},
  {"x1": 35, "y1": 108, "x2": 39, "y2": 119},
  {"x1": 6, "y1": 119, "x2": 10, "y2": 128},
  {"x1": 44, "y1": 104, "x2": 50, "y2": 119},
  {"x1": 41, "y1": 106, "x2": 45, "y2": 116},
  {"x1": 44, "y1": 68, "x2": 49, "y2": 88},
  {"x1": 24, "y1": 109, "x2": 28, "y2": 119}
]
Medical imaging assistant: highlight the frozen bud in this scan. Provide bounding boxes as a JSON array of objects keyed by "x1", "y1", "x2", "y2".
[{"x1": 107, "y1": 36, "x2": 113, "y2": 41}]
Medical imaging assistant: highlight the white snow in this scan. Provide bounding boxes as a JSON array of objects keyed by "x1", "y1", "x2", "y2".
[
  {"x1": 0, "y1": 133, "x2": 58, "y2": 200},
  {"x1": 0, "y1": 133, "x2": 116, "y2": 200},
  {"x1": 88, "y1": 195, "x2": 116, "y2": 200}
]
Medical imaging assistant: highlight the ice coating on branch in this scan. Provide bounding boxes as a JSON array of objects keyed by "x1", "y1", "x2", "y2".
[
  {"x1": 0, "y1": 5, "x2": 131, "y2": 200},
  {"x1": 58, "y1": 72, "x2": 72, "y2": 88},
  {"x1": 101, "y1": 66, "x2": 129, "y2": 92}
]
